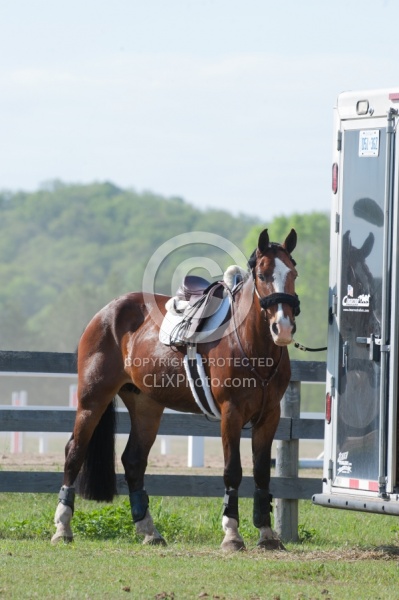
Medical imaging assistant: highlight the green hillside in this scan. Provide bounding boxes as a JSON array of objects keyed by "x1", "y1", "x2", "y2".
[{"x1": 0, "y1": 181, "x2": 258, "y2": 352}]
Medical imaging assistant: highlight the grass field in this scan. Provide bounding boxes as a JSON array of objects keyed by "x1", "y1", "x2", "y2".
[{"x1": 1, "y1": 493, "x2": 399, "y2": 599}]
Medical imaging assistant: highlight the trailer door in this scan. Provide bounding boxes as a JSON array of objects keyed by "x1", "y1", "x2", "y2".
[{"x1": 334, "y1": 122, "x2": 394, "y2": 493}]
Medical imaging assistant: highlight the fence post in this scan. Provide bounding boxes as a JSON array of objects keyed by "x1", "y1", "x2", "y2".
[
  {"x1": 160, "y1": 436, "x2": 171, "y2": 456},
  {"x1": 10, "y1": 391, "x2": 27, "y2": 453},
  {"x1": 187, "y1": 435, "x2": 204, "y2": 467},
  {"x1": 274, "y1": 380, "x2": 300, "y2": 543}
]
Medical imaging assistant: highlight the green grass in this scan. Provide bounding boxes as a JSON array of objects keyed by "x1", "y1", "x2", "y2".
[{"x1": 1, "y1": 494, "x2": 399, "y2": 599}]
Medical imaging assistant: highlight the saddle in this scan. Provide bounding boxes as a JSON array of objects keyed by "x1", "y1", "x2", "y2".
[
  {"x1": 159, "y1": 266, "x2": 246, "y2": 347},
  {"x1": 165, "y1": 276, "x2": 229, "y2": 345},
  {"x1": 158, "y1": 266, "x2": 247, "y2": 420},
  {"x1": 176, "y1": 274, "x2": 210, "y2": 301}
]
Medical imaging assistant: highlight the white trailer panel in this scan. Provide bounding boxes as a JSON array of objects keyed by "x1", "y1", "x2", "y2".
[{"x1": 313, "y1": 88, "x2": 399, "y2": 515}]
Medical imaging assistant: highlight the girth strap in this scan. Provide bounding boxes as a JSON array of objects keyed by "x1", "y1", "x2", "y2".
[{"x1": 183, "y1": 344, "x2": 221, "y2": 419}]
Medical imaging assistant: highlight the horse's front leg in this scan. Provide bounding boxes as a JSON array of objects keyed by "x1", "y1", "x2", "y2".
[
  {"x1": 120, "y1": 393, "x2": 166, "y2": 546},
  {"x1": 220, "y1": 404, "x2": 245, "y2": 552},
  {"x1": 252, "y1": 405, "x2": 285, "y2": 550}
]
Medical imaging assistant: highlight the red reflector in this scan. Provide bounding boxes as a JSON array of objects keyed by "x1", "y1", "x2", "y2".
[
  {"x1": 326, "y1": 392, "x2": 332, "y2": 424},
  {"x1": 332, "y1": 163, "x2": 338, "y2": 194},
  {"x1": 389, "y1": 92, "x2": 399, "y2": 102}
]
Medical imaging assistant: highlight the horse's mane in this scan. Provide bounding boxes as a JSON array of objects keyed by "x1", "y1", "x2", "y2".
[{"x1": 247, "y1": 249, "x2": 257, "y2": 270}]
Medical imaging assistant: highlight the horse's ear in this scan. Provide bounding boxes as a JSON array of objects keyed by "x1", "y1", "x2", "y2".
[
  {"x1": 257, "y1": 229, "x2": 270, "y2": 254},
  {"x1": 283, "y1": 229, "x2": 297, "y2": 254},
  {"x1": 360, "y1": 232, "x2": 374, "y2": 259}
]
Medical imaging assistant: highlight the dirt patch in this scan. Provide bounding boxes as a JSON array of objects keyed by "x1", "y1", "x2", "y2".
[
  {"x1": 1, "y1": 452, "x2": 64, "y2": 470},
  {"x1": 0, "y1": 451, "x2": 245, "y2": 475}
]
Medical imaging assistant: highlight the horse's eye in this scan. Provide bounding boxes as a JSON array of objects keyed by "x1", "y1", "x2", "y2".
[{"x1": 257, "y1": 273, "x2": 265, "y2": 282}]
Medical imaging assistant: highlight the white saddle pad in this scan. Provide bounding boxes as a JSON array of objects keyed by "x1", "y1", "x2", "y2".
[{"x1": 159, "y1": 293, "x2": 231, "y2": 346}]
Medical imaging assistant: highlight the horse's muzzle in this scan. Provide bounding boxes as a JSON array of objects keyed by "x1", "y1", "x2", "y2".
[{"x1": 270, "y1": 318, "x2": 296, "y2": 346}]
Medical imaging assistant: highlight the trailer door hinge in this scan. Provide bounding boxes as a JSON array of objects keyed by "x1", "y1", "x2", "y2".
[
  {"x1": 330, "y1": 376, "x2": 335, "y2": 397},
  {"x1": 332, "y1": 294, "x2": 337, "y2": 315},
  {"x1": 337, "y1": 130, "x2": 342, "y2": 151},
  {"x1": 328, "y1": 459, "x2": 333, "y2": 481},
  {"x1": 335, "y1": 213, "x2": 340, "y2": 233},
  {"x1": 329, "y1": 294, "x2": 337, "y2": 324}
]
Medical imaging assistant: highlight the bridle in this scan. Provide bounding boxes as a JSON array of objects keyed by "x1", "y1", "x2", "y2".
[
  {"x1": 251, "y1": 245, "x2": 300, "y2": 318},
  {"x1": 253, "y1": 285, "x2": 301, "y2": 317}
]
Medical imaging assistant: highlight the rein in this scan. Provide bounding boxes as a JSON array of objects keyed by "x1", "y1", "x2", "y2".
[{"x1": 293, "y1": 341, "x2": 327, "y2": 352}]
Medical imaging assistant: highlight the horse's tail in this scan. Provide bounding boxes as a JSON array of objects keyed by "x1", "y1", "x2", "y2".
[{"x1": 78, "y1": 399, "x2": 117, "y2": 502}]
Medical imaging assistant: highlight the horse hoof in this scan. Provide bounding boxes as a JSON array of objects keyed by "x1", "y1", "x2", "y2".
[
  {"x1": 51, "y1": 533, "x2": 73, "y2": 545},
  {"x1": 221, "y1": 539, "x2": 246, "y2": 552},
  {"x1": 143, "y1": 535, "x2": 167, "y2": 546},
  {"x1": 256, "y1": 539, "x2": 286, "y2": 551}
]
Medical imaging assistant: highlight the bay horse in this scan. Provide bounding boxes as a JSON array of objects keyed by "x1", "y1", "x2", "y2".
[{"x1": 51, "y1": 228, "x2": 299, "y2": 551}]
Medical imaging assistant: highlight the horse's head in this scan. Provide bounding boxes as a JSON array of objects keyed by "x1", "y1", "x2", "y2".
[
  {"x1": 342, "y1": 229, "x2": 380, "y2": 335},
  {"x1": 249, "y1": 228, "x2": 299, "y2": 346},
  {"x1": 343, "y1": 230, "x2": 375, "y2": 299}
]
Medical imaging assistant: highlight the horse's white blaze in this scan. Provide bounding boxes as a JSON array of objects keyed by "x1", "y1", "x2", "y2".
[
  {"x1": 276, "y1": 302, "x2": 293, "y2": 328},
  {"x1": 272, "y1": 258, "x2": 290, "y2": 293},
  {"x1": 270, "y1": 258, "x2": 294, "y2": 343}
]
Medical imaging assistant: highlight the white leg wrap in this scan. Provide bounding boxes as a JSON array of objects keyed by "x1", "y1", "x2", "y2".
[{"x1": 51, "y1": 503, "x2": 73, "y2": 544}]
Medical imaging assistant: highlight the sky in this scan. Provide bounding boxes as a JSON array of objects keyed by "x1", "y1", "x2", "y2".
[{"x1": 1, "y1": 0, "x2": 398, "y2": 220}]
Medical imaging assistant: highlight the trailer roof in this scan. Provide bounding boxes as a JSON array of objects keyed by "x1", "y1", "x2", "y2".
[{"x1": 337, "y1": 87, "x2": 399, "y2": 119}]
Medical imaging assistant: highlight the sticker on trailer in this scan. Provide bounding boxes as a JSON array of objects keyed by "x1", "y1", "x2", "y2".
[
  {"x1": 359, "y1": 130, "x2": 380, "y2": 157},
  {"x1": 342, "y1": 285, "x2": 370, "y2": 312},
  {"x1": 337, "y1": 451, "x2": 352, "y2": 475}
]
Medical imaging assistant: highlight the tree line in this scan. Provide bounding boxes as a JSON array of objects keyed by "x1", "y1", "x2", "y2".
[{"x1": 0, "y1": 181, "x2": 329, "y2": 409}]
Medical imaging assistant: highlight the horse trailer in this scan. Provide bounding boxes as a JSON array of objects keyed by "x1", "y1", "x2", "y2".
[{"x1": 313, "y1": 88, "x2": 399, "y2": 515}]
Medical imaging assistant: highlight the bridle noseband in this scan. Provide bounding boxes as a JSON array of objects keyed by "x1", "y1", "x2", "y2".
[{"x1": 255, "y1": 289, "x2": 301, "y2": 317}]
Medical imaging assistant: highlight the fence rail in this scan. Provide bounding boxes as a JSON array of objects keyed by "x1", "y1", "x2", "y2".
[
  {"x1": 0, "y1": 351, "x2": 327, "y2": 542},
  {"x1": 0, "y1": 407, "x2": 324, "y2": 439}
]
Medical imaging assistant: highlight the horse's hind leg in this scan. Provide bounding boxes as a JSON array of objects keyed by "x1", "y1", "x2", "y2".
[
  {"x1": 51, "y1": 383, "x2": 117, "y2": 544},
  {"x1": 119, "y1": 391, "x2": 166, "y2": 545}
]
